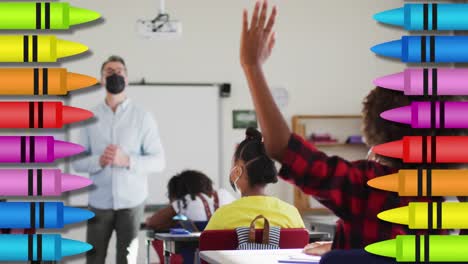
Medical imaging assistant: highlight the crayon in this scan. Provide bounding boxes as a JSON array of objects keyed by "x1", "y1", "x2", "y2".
[
  {"x1": 375, "y1": 4, "x2": 468, "y2": 31},
  {"x1": 381, "y1": 101, "x2": 468, "y2": 129},
  {"x1": 371, "y1": 36, "x2": 468, "y2": 63},
  {"x1": 0, "y1": 101, "x2": 92, "y2": 129},
  {"x1": 0, "y1": 234, "x2": 92, "y2": 261},
  {"x1": 0, "y1": 136, "x2": 84, "y2": 163},
  {"x1": 0, "y1": 202, "x2": 94, "y2": 229},
  {"x1": 365, "y1": 235, "x2": 468, "y2": 262},
  {"x1": 379, "y1": 202, "x2": 468, "y2": 229},
  {"x1": 0, "y1": 2, "x2": 100, "y2": 30},
  {"x1": 374, "y1": 68, "x2": 468, "y2": 96},
  {"x1": 0, "y1": 68, "x2": 97, "y2": 95},
  {"x1": 372, "y1": 136, "x2": 468, "y2": 163},
  {"x1": 367, "y1": 169, "x2": 468, "y2": 196},
  {"x1": 0, "y1": 35, "x2": 87, "y2": 63},
  {"x1": 0, "y1": 169, "x2": 92, "y2": 197}
]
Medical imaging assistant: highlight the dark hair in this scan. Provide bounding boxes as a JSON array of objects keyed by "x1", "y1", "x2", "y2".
[
  {"x1": 234, "y1": 127, "x2": 278, "y2": 186},
  {"x1": 101, "y1": 55, "x2": 127, "y2": 74},
  {"x1": 362, "y1": 87, "x2": 468, "y2": 169},
  {"x1": 167, "y1": 170, "x2": 214, "y2": 209}
]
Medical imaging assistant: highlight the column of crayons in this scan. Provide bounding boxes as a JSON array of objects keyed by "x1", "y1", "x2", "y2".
[
  {"x1": 0, "y1": 2, "x2": 101, "y2": 262},
  {"x1": 366, "y1": 3, "x2": 468, "y2": 263}
]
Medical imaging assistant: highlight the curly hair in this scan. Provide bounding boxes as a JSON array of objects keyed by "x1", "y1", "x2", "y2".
[
  {"x1": 167, "y1": 170, "x2": 214, "y2": 209},
  {"x1": 362, "y1": 87, "x2": 468, "y2": 169}
]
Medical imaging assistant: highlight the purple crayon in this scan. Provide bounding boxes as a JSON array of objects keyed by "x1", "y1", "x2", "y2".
[
  {"x1": 0, "y1": 169, "x2": 92, "y2": 197},
  {"x1": 374, "y1": 68, "x2": 468, "y2": 96},
  {"x1": 381, "y1": 101, "x2": 468, "y2": 128},
  {"x1": 0, "y1": 136, "x2": 84, "y2": 163}
]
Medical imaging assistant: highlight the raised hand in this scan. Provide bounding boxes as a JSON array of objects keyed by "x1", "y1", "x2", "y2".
[{"x1": 240, "y1": 0, "x2": 277, "y2": 69}]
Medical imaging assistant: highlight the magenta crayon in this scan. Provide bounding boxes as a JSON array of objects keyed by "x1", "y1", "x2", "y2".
[
  {"x1": 0, "y1": 169, "x2": 91, "y2": 197},
  {"x1": 0, "y1": 136, "x2": 84, "y2": 163},
  {"x1": 374, "y1": 68, "x2": 468, "y2": 96},
  {"x1": 381, "y1": 101, "x2": 468, "y2": 128}
]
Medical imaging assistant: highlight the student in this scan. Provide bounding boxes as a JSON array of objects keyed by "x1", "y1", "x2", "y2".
[
  {"x1": 239, "y1": 0, "x2": 467, "y2": 250},
  {"x1": 205, "y1": 127, "x2": 305, "y2": 230},
  {"x1": 145, "y1": 170, "x2": 235, "y2": 230}
]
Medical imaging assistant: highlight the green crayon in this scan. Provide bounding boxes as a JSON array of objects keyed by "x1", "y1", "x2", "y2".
[
  {"x1": 0, "y1": 2, "x2": 100, "y2": 30},
  {"x1": 365, "y1": 235, "x2": 468, "y2": 262}
]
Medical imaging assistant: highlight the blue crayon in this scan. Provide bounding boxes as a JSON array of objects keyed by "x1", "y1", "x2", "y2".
[
  {"x1": 0, "y1": 202, "x2": 94, "y2": 229},
  {"x1": 375, "y1": 4, "x2": 468, "y2": 31},
  {"x1": 371, "y1": 36, "x2": 468, "y2": 63},
  {"x1": 0, "y1": 234, "x2": 92, "y2": 261}
]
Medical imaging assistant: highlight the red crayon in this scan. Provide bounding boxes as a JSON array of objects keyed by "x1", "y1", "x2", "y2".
[
  {"x1": 0, "y1": 101, "x2": 92, "y2": 129},
  {"x1": 373, "y1": 136, "x2": 468, "y2": 163}
]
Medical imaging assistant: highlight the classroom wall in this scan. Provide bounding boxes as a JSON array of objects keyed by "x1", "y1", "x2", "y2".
[{"x1": 62, "y1": 0, "x2": 407, "y2": 208}]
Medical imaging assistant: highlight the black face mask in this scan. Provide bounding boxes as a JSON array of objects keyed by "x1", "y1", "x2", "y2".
[{"x1": 105, "y1": 74, "x2": 126, "y2": 94}]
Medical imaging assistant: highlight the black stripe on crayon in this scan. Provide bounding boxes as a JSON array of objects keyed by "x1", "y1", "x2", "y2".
[
  {"x1": 421, "y1": 37, "x2": 427, "y2": 63},
  {"x1": 33, "y1": 68, "x2": 39, "y2": 95},
  {"x1": 428, "y1": 201, "x2": 433, "y2": 230},
  {"x1": 23, "y1": 35, "x2": 29, "y2": 62},
  {"x1": 433, "y1": 4, "x2": 438, "y2": 31},
  {"x1": 38, "y1": 102, "x2": 43, "y2": 128},
  {"x1": 39, "y1": 202, "x2": 44, "y2": 228},
  {"x1": 424, "y1": 234, "x2": 430, "y2": 262},
  {"x1": 427, "y1": 168, "x2": 432, "y2": 197},
  {"x1": 423, "y1": 69, "x2": 429, "y2": 97},
  {"x1": 30, "y1": 136, "x2": 35, "y2": 163},
  {"x1": 30, "y1": 202, "x2": 35, "y2": 228},
  {"x1": 415, "y1": 235, "x2": 420, "y2": 262},
  {"x1": 42, "y1": 68, "x2": 48, "y2": 95},
  {"x1": 37, "y1": 234, "x2": 42, "y2": 261},
  {"x1": 430, "y1": 36, "x2": 435, "y2": 62},
  {"x1": 28, "y1": 234, "x2": 33, "y2": 260},
  {"x1": 437, "y1": 201, "x2": 442, "y2": 229},
  {"x1": 45, "y1": 3, "x2": 50, "y2": 30},
  {"x1": 431, "y1": 101, "x2": 436, "y2": 129},
  {"x1": 29, "y1": 102, "x2": 35, "y2": 128},
  {"x1": 431, "y1": 136, "x2": 436, "y2": 164},
  {"x1": 432, "y1": 68, "x2": 438, "y2": 97},
  {"x1": 21, "y1": 136, "x2": 26, "y2": 163},
  {"x1": 32, "y1": 36, "x2": 38, "y2": 63},
  {"x1": 423, "y1": 4, "x2": 429, "y2": 30},
  {"x1": 28, "y1": 169, "x2": 33, "y2": 196},
  {"x1": 36, "y1": 3, "x2": 41, "y2": 30},
  {"x1": 37, "y1": 169, "x2": 42, "y2": 196},
  {"x1": 418, "y1": 168, "x2": 423, "y2": 197},
  {"x1": 422, "y1": 136, "x2": 427, "y2": 164},
  {"x1": 440, "y1": 101, "x2": 445, "y2": 129}
]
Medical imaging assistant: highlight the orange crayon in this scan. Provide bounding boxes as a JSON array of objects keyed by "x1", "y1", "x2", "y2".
[{"x1": 368, "y1": 169, "x2": 468, "y2": 196}]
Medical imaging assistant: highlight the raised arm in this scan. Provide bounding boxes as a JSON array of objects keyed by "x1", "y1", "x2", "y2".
[{"x1": 241, "y1": 0, "x2": 290, "y2": 161}]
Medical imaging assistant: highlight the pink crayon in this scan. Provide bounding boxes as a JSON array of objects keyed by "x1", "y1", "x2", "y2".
[
  {"x1": 0, "y1": 136, "x2": 84, "y2": 163},
  {"x1": 374, "y1": 68, "x2": 468, "y2": 96},
  {"x1": 0, "y1": 169, "x2": 92, "y2": 196},
  {"x1": 381, "y1": 101, "x2": 468, "y2": 128}
]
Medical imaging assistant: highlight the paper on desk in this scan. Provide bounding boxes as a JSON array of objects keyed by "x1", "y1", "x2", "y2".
[{"x1": 278, "y1": 253, "x2": 321, "y2": 264}]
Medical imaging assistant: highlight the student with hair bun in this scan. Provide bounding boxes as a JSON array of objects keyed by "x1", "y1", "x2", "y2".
[{"x1": 205, "y1": 127, "x2": 305, "y2": 230}]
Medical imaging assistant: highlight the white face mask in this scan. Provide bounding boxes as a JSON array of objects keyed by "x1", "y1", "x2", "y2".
[{"x1": 229, "y1": 166, "x2": 242, "y2": 195}]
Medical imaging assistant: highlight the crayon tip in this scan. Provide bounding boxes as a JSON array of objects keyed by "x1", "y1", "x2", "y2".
[
  {"x1": 61, "y1": 238, "x2": 93, "y2": 258},
  {"x1": 372, "y1": 140, "x2": 403, "y2": 159},
  {"x1": 56, "y1": 39, "x2": 88, "y2": 60},
  {"x1": 371, "y1": 40, "x2": 402, "y2": 59},
  {"x1": 365, "y1": 239, "x2": 396, "y2": 258},
  {"x1": 62, "y1": 106, "x2": 93, "y2": 125},
  {"x1": 54, "y1": 140, "x2": 85, "y2": 159},
  {"x1": 367, "y1": 173, "x2": 399, "y2": 193},
  {"x1": 69, "y1": 6, "x2": 101, "y2": 27},
  {"x1": 378, "y1": 206, "x2": 408, "y2": 225},
  {"x1": 61, "y1": 174, "x2": 92, "y2": 192},
  {"x1": 373, "y1": 7, "x2": 404, "y2": 27},
  {"x1": 66, "y1": 72, "x2": 99, "y2": 92},
  {"x1": 374, "y1": 72, "x2": 404, "y2": 91},
  {"x1": 63, "y1": 206, "x2": 95, "y2": 225},
  {"x1": 380, "y1": 106, "x2": 411, "y2": 125}
]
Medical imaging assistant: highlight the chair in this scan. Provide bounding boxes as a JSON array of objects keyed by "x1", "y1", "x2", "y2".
[{"x1": 199, "y1": 228, "x2": 309, "y2": 264}]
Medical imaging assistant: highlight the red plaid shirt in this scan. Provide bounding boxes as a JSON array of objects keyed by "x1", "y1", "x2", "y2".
[{"x1": 278, "y1": 134, "x2": 447, "y2": 249}]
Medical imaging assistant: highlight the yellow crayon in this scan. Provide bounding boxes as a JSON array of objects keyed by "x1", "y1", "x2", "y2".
[
  {"x1": 0, "y1": 35, "x2": 88, "y2": 62},
  {"x1": 378, "y1": 202, "x2": 468, "y2": 229}
]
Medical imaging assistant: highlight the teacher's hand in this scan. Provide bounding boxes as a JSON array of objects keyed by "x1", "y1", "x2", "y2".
[
  {"x1": 99, "y1": 145, "x2": 116, "y2": 167},
  {"x1": 109, "y1": 145, "x2": 130, "y2": 167}
]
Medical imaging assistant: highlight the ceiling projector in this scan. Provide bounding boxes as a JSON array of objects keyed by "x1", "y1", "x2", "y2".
[{"x1": 137, "y1": 0, "x2": 182, "y2": 38}]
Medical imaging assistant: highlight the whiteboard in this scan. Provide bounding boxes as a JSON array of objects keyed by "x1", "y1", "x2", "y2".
[{"x1": 67, "y1": 84, "x2": 221, "y2": 206}]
